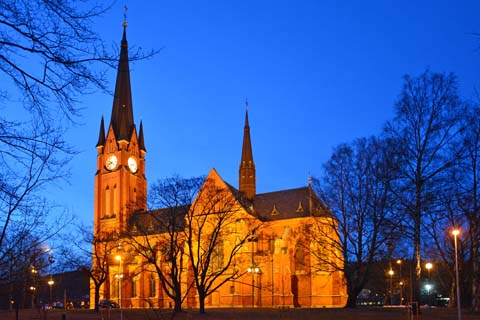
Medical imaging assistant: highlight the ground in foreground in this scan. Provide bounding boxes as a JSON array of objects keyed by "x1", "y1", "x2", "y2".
[{"x1": 1, "y1": 307, "x2": 480, "y2": 320}]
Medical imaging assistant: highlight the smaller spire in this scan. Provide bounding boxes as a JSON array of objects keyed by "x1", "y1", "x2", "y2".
[
  {"x1": 139, "y1": 120, "x2": 146, "y2": 152},
  {"x1": 239, "y1": 100, "x2": 256, "y2": 200},
  {"x1": 96, "y1": 116, "x2": 106, "y2": 147}
]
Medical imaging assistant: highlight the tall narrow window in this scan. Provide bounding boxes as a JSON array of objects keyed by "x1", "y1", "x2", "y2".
[
  {"x1": 132, "y1": 277, "x2": 138, "y2": 297},
  {"x1": 210, "y1": 239, "x2": 224, "y2": 272},
  {"x1": 112, "y1": 278, "x2": 119, "y2": 298},
  {"x1": 113, "y1": 185, "x2": 118, "y2": 215},
  {"x1": 295, "y1": 241, "x2": 306, "y2": 271},
  {"x1": 105, "y1": 186, "x2": 111, "y2": 216},
  {"x1": 148, "y1": 274, "x2": 156, "y2": 297},
  {"x1": 133, "y1": 188, "x2": 137, "y2": 210}
]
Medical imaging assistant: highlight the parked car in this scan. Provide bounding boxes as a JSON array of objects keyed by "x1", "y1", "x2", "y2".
[{"x1": 98, "y1": 300, "x2": 119, "y2": 308}]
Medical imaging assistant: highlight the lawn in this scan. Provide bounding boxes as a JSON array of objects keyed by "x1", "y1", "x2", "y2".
[{"x1": 1, "y1": 307, "x2": 479, "y2": 320}]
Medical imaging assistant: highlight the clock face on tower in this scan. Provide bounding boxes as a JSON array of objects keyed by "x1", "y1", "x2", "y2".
[
  {"x1": 105, "y1": 155, "x2": 118, "y2": 171},
  {"x1": 128, "y1": 156, "x2": 138, "y2": 173}
]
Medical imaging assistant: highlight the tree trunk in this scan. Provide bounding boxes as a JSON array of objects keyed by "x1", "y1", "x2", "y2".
[
  {"x1": 448, "y1": 280, "x2": 456, "y2": 308},
  {"x1": 412, "y1": 180, "x2": 422, "y2": 314},
  {"x1": 199, "y1": 292, "x2": 206, "y2": 314},
  {"x1": 174, "y1": 293, "x2": 182, "y2": 313},
  {"x1": 94, "y1": 286, "x2": 100, "y2": 311},
  {"x1": 346, "y1": 293, "x2": 358, "y2": 308},
  {"x1": 471, "y1": 222, "x2": 480, "y2": 312}
]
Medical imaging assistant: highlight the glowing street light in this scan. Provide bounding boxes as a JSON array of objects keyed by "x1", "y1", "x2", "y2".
[
  {"x1": 396, "y1": 259, "x2": 403, "y2": 305},
  {"x1": 388, "y1": 269, "x2": 394, "y2": 305},
  {"x1": 452, "y1": 228, "x2": 461, "y2": 320},
  {"x1": 425, "y1": 262, "x2": 433, "y2": 306},
  {"x1": 425, "y1": 262, "x2": 433, "y2": 278},
  {"x1": 115, "y1": 254, "x2": 123, "y2": 320},
  {"x1": 48, "y1": 279, "x2": 54, "y2": 305}
]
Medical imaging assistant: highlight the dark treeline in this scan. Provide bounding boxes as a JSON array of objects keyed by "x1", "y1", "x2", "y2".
[{"x1": 315, "y1": 69, "x2": 480, "y2": 311}]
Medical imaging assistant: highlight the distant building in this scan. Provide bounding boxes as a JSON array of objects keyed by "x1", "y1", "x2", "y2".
[{"x1": 91, "y1": 23, "x2": 347, "y2": 309}]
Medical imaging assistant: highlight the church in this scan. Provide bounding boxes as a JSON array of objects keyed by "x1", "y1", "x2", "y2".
[{"x1": 91, "y1": 23, "x2": 347, "y2": 310}]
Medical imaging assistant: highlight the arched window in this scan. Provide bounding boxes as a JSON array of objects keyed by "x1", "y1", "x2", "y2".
[
  {"x1": 132, "y1": 277, "x2": 138, "y2": 297},
  {"x1": 295, "y1": 241, "x2": 306, "y2": 272},
  {"x1": 133, "y1": 188, "x2": 137, "y2": 209},
  {"x1": 148, "y1": 274, "x2": 156, "y2": 297},
  {"x1": 112, "y1": 278, "x2": 119, "y2": 298},
  {"x1": 105, "y1": 186, "x2": 111, "y2": 216},
  {"x1": 113, "y1": 185, "x2": 118, "y2": 215}
]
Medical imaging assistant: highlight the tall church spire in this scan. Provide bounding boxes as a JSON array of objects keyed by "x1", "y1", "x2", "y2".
[
  {"x1": 110, "y1": 24, "x2": 134, "y2": 141},
  {"x1": 239, "y1": 99, "x2": 256, "y2": 199}
]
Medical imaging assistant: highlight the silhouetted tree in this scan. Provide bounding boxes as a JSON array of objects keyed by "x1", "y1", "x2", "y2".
[
  {"x1": 385, "y1": 70, "x2": 466, "y2": 309},
  {"x1": 315, "y1": 136, "x2": 400, "y2": 307},
  {"x1": 0, "y1": 0, "x2": 156, "y2": 255},
  {"x1": 184, "y1": 176, "x2": 262, "y2": 314},
  {"x1": 127, "y1": 175, "x2": 203, "y2": 312},
  {"x1": 58, "y1": 225, "x2": 114, "y2": 311}
]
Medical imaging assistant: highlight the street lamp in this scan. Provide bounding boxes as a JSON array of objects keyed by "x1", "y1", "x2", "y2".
[
  {"x1": 425, "y1": 262, "x2": 432, "y2": 278},
  {"x1": 425, "y1": 262, "x2": 433, "y2": 306},
  {"x1": 247, "y1": 266, "x2": 260, "y2": 307},
  {"x1": 247, "y1": 236, "x2": 258, "y2": 308},
  {"x1": 31, "y1": 267, "x2": 38, "y2": 308},
  {"x1": 388, "y1": 269, "x2": 394, "y2": 305},
  {"x1": 115, "y1": 255, "x2": 123, "y2": 320},
  {"x1": 452, "y1": 228, "x2": 462, "y2": 320},
  {"x1": 29, "y1": 286, "x2": 36, "y2": 308},
  {"x1": 396, "y1": 259, "x2": 403, "y2": 305},
  {"x1": 48, "y1": 279, "x2": 54, "y2": 305}
]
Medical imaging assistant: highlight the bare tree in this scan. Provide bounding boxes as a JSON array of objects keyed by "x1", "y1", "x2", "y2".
[
  {"x1": 0, "y1": 0, "x2": 157, "y2": 253},
  {"x1": 437, "y1": 105, "x2": 480, "y2": 311},
  {"x1": 184, "y1": 176, "x2": 262, "y2": 314},
  {"x1": 384, "y1": 70, "x2": 466, "y2": 308},
  {"x1": 57, "y1": 224, "x2": 114, "y2": 311},
  {"x1": 127, "y1": 176, "x2": 203, "y2": 313},
  {"x1": 315, "y1": 136, "x2": 400, "y2": 308}
]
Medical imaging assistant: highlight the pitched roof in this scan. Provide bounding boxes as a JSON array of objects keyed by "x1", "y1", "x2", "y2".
[
  {"x1": 253, "y1": 187, "x2": 330, "y2": 221},
  {"x1": 128, "y1": 171, "x2": 331, "y2": 235},
  {"x1": 129, "y1": 205, "x2": 189, "y2": 235}
]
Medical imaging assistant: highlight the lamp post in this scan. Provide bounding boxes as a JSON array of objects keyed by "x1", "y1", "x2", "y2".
[
  {"x1": 115, "y1": 255, "x2": 123, "y2": 320},
  {"x1": 48, "y1": 255, "x2": 54, "y2": 306},
  {"x1": 425, "y1": 262, "x2": 433, "y2": 306},
  {"x1": 31, "y1": 267, "x2": 38, "y2": 308},
  {"x1": 247, "y1": 236, "x2": 258, "y2": 307},
  {"x1": 388, "y1": 269, "x2": 394, "y2": 305},
  {"x1": 452, "y1": 228, "x2": 461, "y2": 320},
  {"x1": 396, "y1": 259, "x2": 403, "y2": 305},
  {"x1": 247, "y1": 266, "x2": 260, "y2": 307},
  {"x1": 48, "y1": 279, "x2": 54, "y2": 305},
  {"x1": 29, "y1": 286, "x2": 36, "y2": 308}
]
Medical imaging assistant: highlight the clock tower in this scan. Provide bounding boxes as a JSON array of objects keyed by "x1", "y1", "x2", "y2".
[{"x1": 93, "y1": 25, "x2": 147, "y2": 239}]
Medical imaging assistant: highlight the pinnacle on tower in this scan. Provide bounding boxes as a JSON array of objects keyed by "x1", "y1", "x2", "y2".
[{"x1": 96, "y1": 116, "x2": 106, "y2": 147}]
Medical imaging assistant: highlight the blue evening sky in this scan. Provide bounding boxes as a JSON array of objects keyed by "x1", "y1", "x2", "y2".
[{"x1": 60, "y1": 1, "x2": 479, "y2": 225}]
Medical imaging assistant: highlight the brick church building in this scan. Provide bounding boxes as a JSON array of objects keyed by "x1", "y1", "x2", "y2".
[{"x1": 91, "y1": 23, "x2": 347, "y2": 310}]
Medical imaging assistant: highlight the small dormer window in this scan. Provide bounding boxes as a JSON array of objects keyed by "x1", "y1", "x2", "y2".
[
  {"x1": 296, "y1": 201, "x2": 304, "y2": 213},
  {"x1": 271, "y1": 204, "x2": 279, "y2": 215}
]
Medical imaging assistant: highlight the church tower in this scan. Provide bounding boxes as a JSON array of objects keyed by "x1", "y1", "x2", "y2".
[
  {"x1": 93, "y1": 24, "x2": 147, "y2": 238},
  {"x1": 239, "y1": 100, "x2": 256, "y2": 199}
]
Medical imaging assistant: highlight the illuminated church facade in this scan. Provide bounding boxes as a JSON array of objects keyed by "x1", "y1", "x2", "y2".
[{"x1": 91, "y1": 25, "x2": 347, "y2": 309}]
